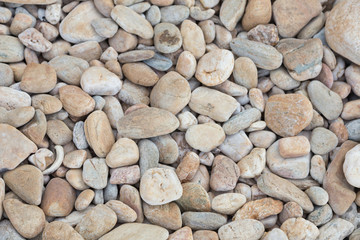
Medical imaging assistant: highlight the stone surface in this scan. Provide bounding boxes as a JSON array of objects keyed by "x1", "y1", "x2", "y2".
[
  {"x1": 83, "y1": 158, "x2": 108, "y2": 189},
  {"x1": 81, "y1": 67, "x2": 122, "y2": 96},
  {"x1": 219, "y1": 131, "x2": 253, "y2": 162},
  {"x1": 106, "y1": 138, "x2": 139, "y2": 168},
  {"x1": 281, "y1": 218, "x2": 319, "y2": 240},
  {"x1": 210, "y1": 155, "x2": 240, "y2": 191},
  {"x1": 237, "y1": 147, "x2": 266, "y2": 178},
  {"x1": 42, "y1": 221, "x2": 83, "y2": 240},
  {"x1": 185, "y1": 123, "x2": 225, "y2": 152},
  {"x1": 18, "y1": 28, "x2": 52, "y2": 53},
  {"x1": 344, "y1": 144, "x2": 360, "y2": 188},
  {"x1": 59, "y1": 85, "x2": 95, "y2": 117},
  {"x1": 220, "y1": 0, "x2": 246, "y2": 31},
  {"x1": 143, "y1": 202, "x2": 182, "y2": 230},
  {"x1": 310, "y1": 127, "x2": 338, "y2": 155},
  {"x1": 168, "y1": 226, "x2": 193, "y2": 240},
  {"x1": 212, "y1": 193, "x2": 246, "y2": 215},
  {"x1": 317, "y1": 218, "x2": 354, "y2": 240},
  {"x1": 99, "y1": 223, "x2": 169, "y2": 240},
  {"x1": 218, "y1": 219, "x2": 264, "y2": 240},
  {"x1": 265, "y1": 94, "x2": 313, "y2": 137},
  {"x1": 20, "y1": 63, "x2": 56, "y2": 93},
  {"x1": 176, "y1": 182, "x2": 210, "y2": 212},
  {"x1": 279, "y1": 136, "x2": 310, "y2": 158},
  {"x1": 180, "y1": 20, "x2": 205, "y2": 59},
  {"x1": 233, "y1": 57, "x2": 258, "y2": 89},
  {"x1": 117, "y1": 107, "x2": 179, "y2": 139},
  {"x1": 182, "y1": 212, "x2": 227, "y2": 231}
]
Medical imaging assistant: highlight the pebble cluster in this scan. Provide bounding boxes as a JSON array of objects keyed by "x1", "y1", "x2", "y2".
[{"x1": 0, "y1": 0, "x2": 360, "y2": 239}]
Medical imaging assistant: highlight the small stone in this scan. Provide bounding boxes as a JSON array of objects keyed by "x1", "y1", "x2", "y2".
[
  {"x1": 69, "y1": 41, "x2": 102, "y2": 62},
  {"x1": 342, "y1": 100, "x2": 360, "y2": 120},
  {"x1": 10, "y1": 13, "x2": 36, "y2": 36},
  {"x1": 237, "y1": 148, "x2": 266, "y2": 178},
  {"x1": 212, "y1": 193, "x2": 246, "y2": 215},
  {"x1": 81, "y1": 67, "x2": 122, "y2": 96},
  {"x1": 72, "y1": 121, "x2": 88, "y2": 150},
  {"x1": 257, "y1": 173, "x2": 314, "y2": 212},
  {"x1": 233, "y1": 57, "x2": 258, "y2": 89},
  {"x1": 83, "y1": 158, "x2": 109, "y2": 189},
  {"x1": 0, "y1": 35, "x2": 24, "y2": 63},
  {"x1": 84, "y1": 110, "x2": 115, "y2": 158},
  {"x1": 118, "y1": 50, "x2": 154, "y2": 63},
  {"x1": 18, "y1": 28, "x2": 52, "y2": 53},
  {"x1": 143, "y1": 202, "x2": 182, "y2": 230},
  {"x1": 279, "y1": 202, "x2": 303, "y2": 223},
  {"x1": 59, "y1": 85, "x2": 95, "y2": 117},
  {"x1": 106, "y1": 138, "x2": 139, "y2": 168},
  {"x1": 122, "y1": 62, "x2": 159, "y2": 87},
  {"x1": 176, "y1": 51, "x2": 197, "y2": 80},
  {"x1": 317, "y1": 218, "x2": 354, "y2": 240},
  {"x1": 177, "y1": 111, "x2": 198, "y2": 131},
  {"x1": 41, "y1": 178, "x2": 76, "y2": 217},
  {"x1": 307, "y1": 80, "x2": 343, "y2": 121},
  {"x1": 32, "y1": 94, "x2": 62, "y2": 115},
  {"x1": 42, "y1": 221, "x2": 83, "y2": 240},
  {"x1": 176, "y1": 152, "x2": 200, "y2": 182},
  {"x1": 273, "y1": 0, "x2": 322, "y2": 37},
  {"x1": 0, "y1": 124, "x2": 37, "y2": 171},
  {"x1": 189, "y1": 87, "x2": 238, "y2": 122},
  {"x1": 278, "y1": 136, "x2": 310, "y2": 158},
  {"x1": 0, "y1": 220, "x2": 25, "y2": 240},
  {"x1": 120, "y1": 185, "x2": 144, "y2": 223},
  {"x1": 219, "y1": 131, "x2": 253, "y2": 162},
  {"x1": 140, "y1": 168, "x2": 182, "y2": 205},
  {"x1": 242, "y1": 0, "x2": 271, "y2": 31},
  {"x1": 310, "y1": 127, "x2": 338, "y2": 155},
  {"x1": 182, "y1": 212, "x2": 227, "y2": 231},
  {"x1": 305, "y1": 187, "x2": 329, "y2": 206},
  {"x1": 147, "y1": 5, "x2": 161, "y2": 25},
  {"x1": 234, "y1": 197, "x2": 283, "y2": 221},
  {"x1": 161, "y1": 5, "x2": 189, "y2": 25},
  {"x1": 307, "y1": 204, "x2": 333, "y2": 226},
  {"x1": 47, "y1": 119, "x2": 73, "y2": 145},
  {"x1": 152, "y1": 134, "x2": 179, "y2": 164},
  {"x1": 310, "y1": 155, "x2": 326, "y2": 184},
  {"x1": 110, "y1": 165, "x2": 140, "y2": 185},
  {"x1": 177, "y1": 182, "x2": 210, "y2": 212},
  {"x1": 231, "y1": 38, "x2": 282, "y2": 70},
  {"x1": 247, "y1": 24, "x2": 279, "y2": 46},
  {"x1": 281, "y1": 218, "x2": 319, "y2": 240},
  {"x1": 262, "y1": 228, "x2": 288, "y2": 240},
  {"x1": 347, "y1": 120, "x2": 360, "y2": 142},
  {"x1": 344, "y1": 144, "x2": 360, "y2": 188},
  {"x1": 270, "y1": 67, "x2": 300, "y2": 90},
  {"x1": 150, "y1": 71, "x2": 191, "y2": 114},
  {"x1": 99, "y1": 223, "x2": 169, "y2": 240},
  {"x1": 181, "y1": 19, "x2": 206, "y2": 59},
  {"x1": 0, "y1": 63, "x2": 14, "y2": 87},
  {"x1": 63, "y1": 150, "x2": 86, "y2": 169},
  {"x1": 345, "y1": 64, "x2": 360, "y2": 96},
  {"x1": 105, "y1": 200, "x2": 137, "y2": 223},
  {"x1": 154, "y1": 23, "x2": 182, "y2": 54},
  {"x1": 59, "y1": 1, "x2": 105, "y2": 43},
  {"x1": 218, "y1": 219, "x2": 264, "y2": 240},
  {"x1": 75, "y1": 189, "x2": 95, "y2": 211},
  {"x1": 111, "y1": 5, "x2": 153, "y2": 39},
  {"x1": 144, "y1": 53, "x2": 173, "y2": 71},
  {"x1": 193, "y1": 230, "x2": 219, "y2": 240},
  {"x1": 138, "y1": 139, "x2": 160, "y2": 176},
  {"x1": 91, "y1": 18, "x2": 118, "y2": 38},
  {"x1": 210, "y1": 155, "x2": 240, "y2": 191},
  {"x1": 265, "y1": 94, "x2": 313, "y2": 137},
  {"x1": 75, "y1": 204, "x2": 117, "y2": 240},
  {"x1": 21, "y1": 109, "x2": 47, "y2": 147},
  {"x1": 4, "y1": 165, "x2": 43, "y2": 205},
  {"x1": 0, "y1": 87, "x2": 31, "y2": 111},
  {"x1": 195, "y1": 49, "x2": 234, "y2": 86},
  {"x1": 185, "y1": 123, "x2": 225, "y2": 152},
  {"x1": 222, "y1": 108, "x2": 261, "y2": 135},
  {"x1": 4, "y1": 199, "x2": 45, "y2": 239},
  {"x1": 169, "y1": 226, "x2": 193, "y2": 240},
  {"x1": 220, "y1": 0, "x2": 246, "y2": 31},
  {"x1": 248, "y1": 130, "x2": 276, "y2": 149}
]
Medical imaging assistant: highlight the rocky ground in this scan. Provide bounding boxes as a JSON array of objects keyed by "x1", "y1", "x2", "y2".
[{"x1": 0, "y1": 0, "x2": 360, "y2": 239}]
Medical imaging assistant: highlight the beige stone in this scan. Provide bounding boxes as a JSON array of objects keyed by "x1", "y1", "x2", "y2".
[
  {"x1": 185, "y1": 123, "x2": 225, "y2": 152},
  {"x1": 75, "y1": 189, "x2": 95, "y2": 211},
  {"x1": 143, "y1": 202, "x2": 182, "y2": 230},
  {"x1": 281, "y1": 218, "x2": 319, "y2": 240},
  {"x1": 212, "y1": 193, "x2": 246, "y2": 215},
  {"x1": 18, "y1": 28, "x2": 52, "y2": 53},
  {"x1": 278, "y1": 136, "x2": 310, "y2": 158},
  {"x1": 0, "y1": 106, "x2": 34, "y2": 128},
  {"x1": 106, "y1": 200, "x2": 137, "y2": 223},
  {"x1": 181, "y1": 20, "x2": 206, "y2": 59},
  {"x1": 218, "y1": 219, "x2": 264, "y2": 240},
  {"x1": 242, "y1": 0, "x2": 271, "y2": 31},
  {"x1": 177, "y1": 182, "x2": 211, "y2": 212},
  {"x1": 99, "y1": 223, "x2": 169, "y2": 240},
  {"x1": 210, "y1": 155, "x2": 240, "y2": 191},
  {"x1": 233, "y1": 198, "x2": 283, "y2": 221},
  {"x1": 83, "y1": 158, "x2": 109, "y2": 189},
  {"x1": 42, "y1": 221, "x2": 83, "y2": 240},
  {"x1": 176, "y1": 51, "x2": 197, "y2": 80},
  {"x1": 106, "y1": 138, "x2": 139, "y2": 168},
  {"x1": 220, "y1": 0, "x2": 246, "y2": 31},
  {"x1": 32, "y1": 94, "x2": 62, "y2": 115},
  {"x1": 122, "y1": 63, "x2": 159, "y2": 87},
  {"x1": 176, "y1": 151, "x2": 200, "y2": 182},
  {"x1": 59, "y1": 85, "x2": 95, "y2": 117},
  {"x1": 47, "y1": 119, "x2": 73, "y2": 145},
  {"x1": 0, "y1": 36, "x2": 24, "y2": 63}
]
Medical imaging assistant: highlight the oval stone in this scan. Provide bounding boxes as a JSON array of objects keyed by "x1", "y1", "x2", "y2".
[
  {"x1": 185, "y1": 123, "x2": 225, "y2": 152},
  {"x1": 99, "y1": 223, "x2": 169, "y2": 240}
]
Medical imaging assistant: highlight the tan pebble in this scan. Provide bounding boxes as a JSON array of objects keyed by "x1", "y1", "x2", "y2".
[
  {"x1": 42, "y1": 221, "x2": 83, "y2": 240},
  {"x1": 218, "y1": 219, "x2": 264, "y2": 240},
  {"x1": 233, "y1": 57, "x2": 258, "y2": 89},
  {"x1": 31, "y1": 94, "x2": 62, "y2": 115},
  {"x1": 63, "y1": 150, "x2": 87, "y2": 168},
  {"x1": 279, "y1": 201, "x2": 303, "y2": 223},
  {"x1": 37, "y1": 22, "x2": 59, "y2": 41},
  {"x1": 109, "y1": 165, "x2": 140, "y2": 185},
  {"x1": 18, "y1": 28, "x2": 52, "y2": 53},
  {"x1": 117, "y1": 50, "x2": 154, "y2": 63},
  {"x1": 280, "y1": 218, "x2": 319, "y2": 240},
  {"x1": 278, "y1": 136, "x2": 311, "y2": 158},
  {"x1": 242, "y1": 0, "x2": 271, "y2": 31},
  {"x1": 181, "y1": 19, "x2": 206, "y2": 59},
  {"x1": 331, "y1": 81, "x2": 351, "y2": 99},
  {"x1": 120, "y1": 184, "x2": 144, "y2": 223},
  {"x1": 168, "y1": 226, "x2": 193, "y2": 240},
  {"x1": 249, "y1": 88, "x2": 264, "y2": 112},
  {"x1": 91, "y1": 18, "x2": 118, "y2": 38},
  {"x1": 122, "y1": 62, "x2": 159, "y2": 87},
  {"x1": 143, "y1": 202, "x2": 181, "y2": 230},
  {"x1": 237, "y1": 148, "x2": 266, "y2": 178},
  {"x1": 176, "y1": 182, "x2": 211, "y2": 212},
  {"x1": 59, "y1": 85, "x2": 95, "y2": 117},
  {"x1": 220, "y1": 0, "x2": 246, "y2": 31},
  {"x1": 0, "y1": 106, "x2": 35, "y2": 128},
  {"x1": 82, "y1": 158, "x2": 109, "y2": 189},
  {"x1": 75, "y1": 189, "x2": 95, "y2": 211},
  {"x1": 176, "y1": 51, "x2": 196, "y2": 80},
  {"x1": 66, "y1": 169, "x2": 89, "y2": 190},
  {"x1": 154, "y1": 22, "x2": 182, "y2": 54},
  {"x1": 94, "y1": 0, "x2": 114, "y2": 17},
  {"x1": 20, "y1": 63, "x2": 56, "y2": 94},
  {"x1": 105, "y1": 60, "x2": 123, "y2": 77},
  {"x1": 109, "y1": 29, "x2": 138, "y2": 53},
  {"x1": 210, "y1": 155, "x2": 240, "y2": 191},
  {"x1": 10, "y1": 13, "x2": 36, "y2": 36},
  {"x1": 329, "y1": 118, "x2": 348, "y2": 144},
  {"x1": 106, "y1": 138, "x2": 139, "y2": 168},
  {"x1": 47, "y1": 120, "x2": 73, "y2": 145},
  {"x1": 190, "y1": 164, "x2": 210, "y2": 191},
  {"x1": 212, "y1": 193, "x2": 246, "y2": 215},
  {"x1": 176, "y1": 151, "x2": 200, "y2": 182},
  {"x1": 193, "y1": 230, "x2": 219, "y2": 240},
  {"x1": 21, "y1": 109, "x2": 47, "y2": 147},
  {"x1": 199, "y1": 20, "x2": 215, "y2": 44},
  {"x1": 69, "y1": 41, "x2": 102, "y2": 62},
  {"x1": 151, "y1": 0, "x2": 174, "y2": 6},
  {"x1": 106, "y1": 200, "x2": 137, "y2": 223}
]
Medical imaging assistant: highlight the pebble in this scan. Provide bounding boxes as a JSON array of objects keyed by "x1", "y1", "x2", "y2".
[
  {"x1": 0, "y1": 87, "x2": 31, "y2": 111},
  {"x1": 143, "y1": 52, "x2": 173, "y2": 71},
  {"x1": 342, "y1": 100, "x2": 360, "y2": 120},
  {"x1": 0, "y1": 124, "x2": 37, "y2": 171},
  {"x1": 41, "y1": 178, "x2": 76, "y2": 217},
  {"x1": 248, "y1": 130, "x2": 276, "y2": 149},
  {"x1": 72, "y1": 121, "x2": 88, "y2": 150},
  {"x1": 234, "y1": 197, "x2": 283, "y2": 221},
  {"x1": 182, "y1": 212, "x2": 227, "y2": 231},
  {"x1": 59, "y1": 85, "x2": 95, "y2": 117},
  {"x1": 111, "y1": 5, "x2": 153, "y2": 39},
  {"x1": 247, "y1": 24, "x2": 279, "y2": 46},
  {"x1": 0, "y1": 63, "x2": 14, "y2": 87},
  {"x1": 118, "y1": 50, "x2": 154, "y2": 63},
  {"x1": 307, "y1": 80, "x2": 343, "y2": 121},
  {"x1": 233, "y1": 57, "x2": 258, "y2": 89},
  {"x1": 161, "y1": 5, "x2": 189, "y2": 25},
  {"x1": 3, "y1": 165, "x2": 43, "y2": 205},
  {"x1": 176, "y1": 152, "x2": 200, "y2": 182},
  {"x1": 310, "y1": 155, "x2": 326, "y2": 184},
  {"x1": 279, "y1": 202, "x2": 303, "y2": 223},
  {"x1": 0, "y1": 220, "x2": 25, "y2": 240},
  {"x1": 257, "y1": 173, "x2": 314, "y2": 212},
  {"x1": 147, "y1": 5, "x2": 161, "y2": 25},
  {"x1": 140, "y1": 168, "x2": 182, "y2": 205},
  {"x1": 75, "y1": 189, "x2": 95, "y2": 211},
  {"x1": 63, "y1": 150, "x2": 86, "y2": 168},
  {"x1": 59, "y1": 1, "x2": 105, "y2": 43},
  {"x1": 168, "y1": 226, "x2": 193, "y2": 240},
  {"x1": 307, "y1": 204, "x2": 333, "y2": 227},
  {"x1": 278, "y1": 136, "x2": 310, "y2": 158},
  {"x1": 195, "y1": 49, "x2": 234, "y2": 86},
  {"x1": 344, "y1": 144, "x2": 360, "y2": 188},
  {"x1": 223, "y1": 108, "x2": 261, "y2": 135},
  {"x1": 3, "y1": 199, "x2": 45, "y2": 239},
  {"x1": 105, "y1": 200, "x2": 137, "y2": 223},
  {"x1": 189, "y1": 87, "x2": 238, "y2": 122},
  {"x1": 219, "y1": 131, "x2": 253, "y2": 162},
  {"x1": 219, "y1": 0, "x2": 246, "y2": 31},
  {"x1": 75, "y1": 204, "x2": 117, "y2": 240},
  {"x1": 21, "y1": 109, "x2": 47, "y2": 147},
  {"x1": 176, "y1": 51, "x2": 196, "y2": 80},
  {"x1": 265, "y1": 94, "x2": 313, "y2": 137},
  {"x1": 270, "y1": 67, "x2": 300, "y2": 90},
  {"x1": 32, "y1": 94, "x2": 62, "y2": 115},
  {"x1": 281, "y1": 218, "x2": 319, "y2": 240},
  {"x1": 18, "y1": 28, "x2": 52, "y2": 53},
  {"x1": 305, "y1": 187, "x2": 329, "y2": 206},
  {"x1": 81, "y1": 66, "x2": 122, "y2": 96},
  {"x1": 154, "y1": 23, "x2": 182, "y2": 54},
  {"x1": 211, "y1": 193, "x2": 246, "y2": 215},
  {"x1": 150, "y1": 71, "x2": 191, "y2": 114},
  {"x1": 103, "y1": 96, "x2": 124, "y2": 128},
  {"x1": 42, "y1": 221, "x2": 83, "y2": 240},
  {"x1": 177, "y1": 111, "x2": 198, "y2": 131},
  {"x1": 347, "y1": 120, "x2": 360, "y2": 141},
  {"x1": 99, "y1": 223, "x2": 169, "y2": 240},
  {"x1": 10, "y1": 13, "x2": 36, "y2": 36},
  {"x1": 237, "y1": 147, "x2": 266, "y2": 178},
  {"x1": 118, "y1": 80, "x2": 150, "y2": 106},
  {"x1": 91, "y1": 18, "x2": 118, "y2": 38},
  {"x1": 83, "y1": 158, "x2": 108, "y2": 189},
  {"x1": 310, "y1": 127, "x2": 338, "y2": 155},
  {"x1": 180, "y1": 20, "x2": 205, "y2": 59},
  {"x1": 106, "y1": 138, "x2": 139, "y2": 168},
  {"x1": 210, "y1": 155, "x2": 240, "y2": 191},
  {"x1": 273, "y1": 0, "x2": 322, "y2": 37},
  {"x1": 345, "y1": 64, "x2": 360, "y2": 96},
  {"x1": 143, "y1": 202, "x2": 182, "y2": 230},
  {"x1": 242, "y1": 0, "x2": 271, "y2": 31},
  {"x1": 21, "y1": 63, "x2": 56, "y2": 94},
  {"x1": 69, "y1": 41, "x2": 102, "y2": 62},
  {"x1": 110, "y1": 165, "x2": 140, "y2": 185},
  {"x1": 138, "y1": 139, "x2": 159, "y2": 176},
  {"x1": 0, "y1": 35, "x2": 24, "y2": 63},
  {"x1": 185, "y1": 122, "x2": 225, "y2": 152},
  {"x1": 47, "y1": 119, "x2": 73, "y2": 145},
  {"x1": 317, "y1": 218, "x2": 354, "y2": 240},
  {"x1": 263, "y1": 228, "x2": 288, "y2": 240},
  {"x1": 193, "y1": 230, "x2": 219, "y2": 240},
  {"x1": 152, "y1": 134, "x2": 179, "y2": 164},
  {"x1": 120, "y1": 185, "x2": 144, "y2": 223},
  {"x1": 177, "y1": 182, "x2": 210, "y2": 211},
  {"x1": 218, "y1": 219, "x2": 264, "y2": 240},
  {"x1": 123, "y1": 63, "x2": 159, "y2": 87},
  {"x1": 325, "y1": 0, "x2": 360, "y2": 65}
]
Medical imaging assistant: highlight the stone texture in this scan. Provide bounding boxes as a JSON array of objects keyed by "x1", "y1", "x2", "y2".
[
  {"x1": 344, "y1": 144, "x2": 360, "y2": 188},
  {"x1": 210, "y1": 155, "x2": 240, "y2": 191},
  {"x1": 220, "y1": 0, "x2": 246, "y2": 31},
  {"x1": 106, "y1": 138, "x2": 139, "y2": 168},
  {"x1": 182, "y1": 212, "x2": 227, "y2": 231},
  {"x1": 42, "y1": 221, "x2": 83, "y2": 240},
  {"x1": 59, "y1": 85, "x2": 95, "y2": 117},
  {"x1": 83, "y1": 158, "x2": 108, "y2": 189},
  {"x1": 281, "y1": 218, "x2": 319, "y2": 240},
  {"x1": 212, "y1": 193, "x2": 246, "y2": 215},
  {"x1": 99, "y1": 223, "x2": 169, "y2": 240},
  {"x1": 218, "y1": 219, "x2": 264, "y2": 240},
  {"x1": 233, "y1": 198, "x2": 283, "y2": 221},
  {"x1": 176, "y1": 182, "x2": 210, "y2": 212},
  {"x1": 110, "y1": 165, "x2": 140, "y2": 185},
  {"x1": 185, "y1": 123, "x2": 225, "y2": 152},
  {"x1": 317, "y1": 218, "x2": 354, "y2": 240},
  {"x1": 143, "y1": 202, "x2": 182, "y2": 230},
  {"x1": 20, "y1": 63, "x2": 56, "y2": 94}
]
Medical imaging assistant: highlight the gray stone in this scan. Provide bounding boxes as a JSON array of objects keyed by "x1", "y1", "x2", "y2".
[
  {"x1": 219, "y1": 131, "x2": 253, "y2": 162},
  {"x1": 104, "y1": 183, "x2": 118, "y2": 202},
  {"x1": 222, "y1": 108, "x2": 261, "y2": 135},
  {"x1": 144, "y1": 53, "x2": 172, "y2": 71},
  {"x1": 151, "y1": 134, "x2": 179, "y2": 165},
  {"x1": 160, "y1": 5, "x2": 189, "y2": 25},
  {"x1": 307, "y1": 204, "x2": 333, "y2": 226},
  {"x1": 139, "y1": 139, "x2": 159, "y2": 176},
  {"x1": 346, "y1": 119, "x2": 360, "y2": 141},
  {"x1": 181, "y1": 212, "x2": 227, "y2": 230},
  {"x1": 310, "y1": 127, "x2": 338, "y2": 155},
  {"x1": 317, "y1": 218, "x2": 354, "y2": 240},
  {"x1": 0, "y1": 220, "x2": 25, "y2": 240}
]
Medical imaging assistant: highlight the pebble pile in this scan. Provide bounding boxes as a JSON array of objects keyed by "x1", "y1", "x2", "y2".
[{"x1": 0, "y1": 0, "x2": 360, "y2": 239}]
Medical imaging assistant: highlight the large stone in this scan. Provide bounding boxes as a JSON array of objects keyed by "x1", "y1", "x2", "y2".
[
  {"x1": 0, "y1": 124, "x2": 37, "y2": 172},
  {"x1": 176, "y1": 182, "x2": 211, "y2": 212},
  {"x1": 0, "y1": 220, "x2": 25, "y2": 240},
  {"x1": 317, "y1": 218, "x2": 354, "y2": 240},
  {"x1": 59, "y1": 1, "x2": 105, "y2": 43},
  {"x1": 0, "y1": 35, "x2": 24, "y2": 63},
  {"x1": 59, "y1": 85, "x2": 95, "y2": 117},
  {"x1": 325, "y1": 0, "x2": 360, "y2": 65},
  {"x1": 219, "y1": 0, "x2": 246, "y2": 31},
  {"x1": 210, "y1": 155, "x2": 240, "y2": 191},
  {"x1": 265, "y1": 94, "x2": 313, "y2": 137},
  {"x1": 99, "y1": 223, "x2": 169, "y2": 240},
  {"x1": 117, "y1": 107, "x2": 179, "y2": 139},
  {"x1": 81, "y1": 67, "x2": 122, "y2": 96}
]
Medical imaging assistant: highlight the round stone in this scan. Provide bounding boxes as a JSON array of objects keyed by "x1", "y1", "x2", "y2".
[
  {"x1": 82, "y1": 158, "x2": 109, "y2": 190},
  {"x1": 344, "y1": 144, "x2": 360, "y2": 188},
  {"x1": 154, "y1": 23, "x2": 182, "y2": 54},
  {"x1": 281, "y1": 218, "x2": 319, "y2": 240},
  {"x1": 310, "y1": 127, "x2": 338, "y2": 155},
  {"x1": 176, "y1": 182, "x2": 210, "y2": 212},
  {"x1": 143, "y1": 202, "x2": 182, "y2": 230},
  {"x1": 20, "y1": 63, "x2": 56, "y2": 94},
  {"x1": 212, "y1": 193, "x2": 246, "y2": 215},
  {"x1": 106, "y1": 138, "x2": 139, "y2": 168},
  {"x1": 218, "y1": 219, "x2": 264, "y2": 240},
  {"x1": 305, "y1": 186, "x2": 329, "y2": 206},
  {"x1": 185, "y1": 123, "x2": 225, "y2": 152},
  {"x1": 210, "y1": 155, "x2": 240, "y2": 191},
  {"x1": 42, "y1": 221, "x2": 83, "y2": 240}
]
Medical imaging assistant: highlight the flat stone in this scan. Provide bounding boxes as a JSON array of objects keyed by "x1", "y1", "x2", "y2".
[
  {"x1": 111, "y1": 5, "x2": 153, "y2": 39},
  {"x1": 310, "y1": 127, "x2": 338, "y2": 155},
  {"x1": 276, "y1": 38, "x2": 323, "y2": 81},
  {"x1": 273, "y1": 0, "x2": 322, "y2": 37},
  {"x1": 265, "y1": 94, "x2": 313, "y2": 137},
  {"x1": 234, "y1": 197, "x2": 283, "y2": 221},
  {"x1": 230, "y1": 38, "x2": 283, "y2": 70},
  {"x1": 219, "y1": 131, "x2": 253, "y2": 162},
  {"x1": 257, "y1": 172, "x2": 314, "y2": 212},
  {"x1": 189, "y1": 87, "x2": 238, "y2": 122},
  {"x1": 317, "y1": 218, "x2": 354, "y2": 240},
  {"x1": 118, "y1": 80, "x2": 150, "y2": 106},
  {"x1": 279, "y1": 136, "x2": 310, "y2": 158},
  {"x1": 106, "y1": 200, "x2": 137, "y2": 223},
  {"x1": 344, "y1": 144, "x2": 360, "y2": 188},
  {"x1": 106, "y1": 138, "x2": 139, "y2": 168},
  {"x1": 182, "y1": 212, "x2": 227, "y2": 231},
  {"x1": 59, "y1": 85, "x2": 95, "y2": 117},
  {"x1": 83, "y1": 158, "x2": 108, "y2": 190},
  {"x1": 0, "y1": 35, "x2": 24, "y2": 63},
  {"x1": 219, "y1": 0, "x2": 246, "y2": 31},
  {"x1": 210, "y1": 155, "x2": 240, "y2": 191},
  {"x1": 118, "y1": 50, "x2": 155, "y2": 63},
  {"x1": 0, "y1": 124, "x2": 37, "y2": 172},
  {"x1": 4, "y1": 165, "x2": 43, "y2": 205},
  {"x1": 154, "y1": 23, "x2": 182, "y2": 54},
  {"x1": 81, "y1": 67, "x2": 122, "y2": 96},
  {"x1": 99, "y1": 223, "x2": 169, "y2": 240},
  {"x1": 270, "y1": 67, "x2": 300, "y2": 90},
  {"x1": 42, "y1": 221, "x2": 83, "y2": 240},
  {"x1": 325, "y1": 0, "x2": 360, "y2": 65},
  {"x1": 185, "y1": 123, "x2": 225, "y2": 152},
  {"x1": 152, "y1": 134, "x2": 179, "y2": 164},
  {"x1": 110, "y1": 165, "x2": 140, "y2": 185},
  {"x1": 140, "y1": 168, "x2": 182, "y2": 205},
  {"x1": 144, "y1": 53, "x2": 173, "y2": 71},
  {"x1": 242, "y1": 0, "x2": 271, "y2": 31},
  {"x1": 122, "y1": 62, "x2": 159, "y2": 87},
  {"x1": 218, "y1": 219, "x2": 264, "y2": 240},
  {"x1": 0, "y1": 87, "x2": 31, "y2": 111},
  {"x1": 117, "y1": 107, "x2": 179, "y2": 139},
  {"x1": 181, "y1": 20, "x2": 205, "y2": 59},
  {"x1": 212, "y1": 193, "x2": 246, "y2": 215},
  {"x1": 307, "y1": 80, "x2": 343, "y2": 121},
  {"x1": 222, "y1": 108, "x2": 261, "y2": 135},
  {"x1": 76, "y1": 204, "x2": 117, "y2": 240},
  {"x1": 143, "y1": 202, "x2": 182, "y2": 230},
  {"x1": 307, "y1": 204, "x2": 333, "y2": 226},
  {"x1": 195, "y1": 49, "x2": 234, "y2": 86},
  {"x1": 176, "y1": 182, "x2": 210, "y2": 212},
  {"x1": 281, "y1": 218, "x2": 319, "y2": 240},
  {"x1": 60, "y1": 1, "x2": 105, "y2": 43},
  {"x1": 3, "y1": 199, "x2": 45, "y2": 239}
]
